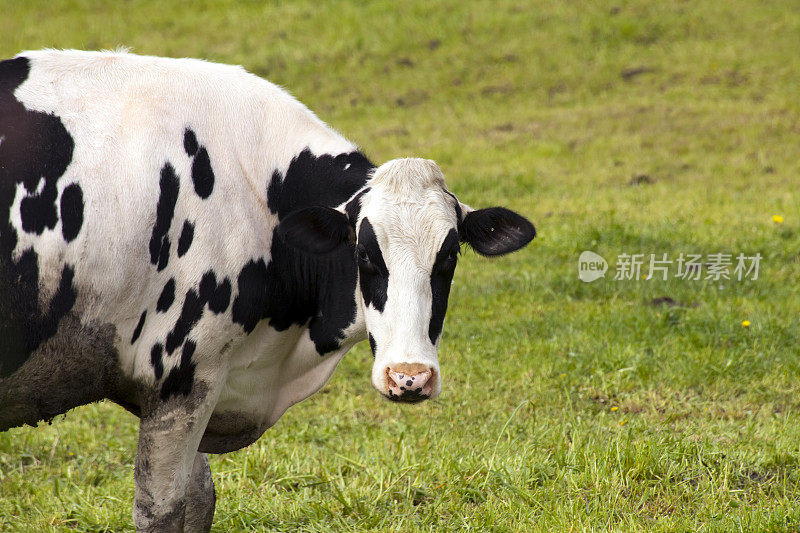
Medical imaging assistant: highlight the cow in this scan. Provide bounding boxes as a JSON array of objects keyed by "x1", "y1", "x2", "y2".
[{"x1": 0, "y1": 49, "x2": 535, "y2": 532}]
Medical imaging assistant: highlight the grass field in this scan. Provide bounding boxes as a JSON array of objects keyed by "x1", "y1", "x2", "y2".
[{"x1": 2, "y1": 0, "x2": 800, "y2": 531}]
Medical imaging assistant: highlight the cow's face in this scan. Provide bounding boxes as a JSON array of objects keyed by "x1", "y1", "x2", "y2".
[{"x1": 278, "y1": 158, "x2": 535, "y2": 403}]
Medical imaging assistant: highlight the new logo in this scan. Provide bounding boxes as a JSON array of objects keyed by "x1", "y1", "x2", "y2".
[{"x1": 578, "y1": 251, "x2": 608, "y2": 282}]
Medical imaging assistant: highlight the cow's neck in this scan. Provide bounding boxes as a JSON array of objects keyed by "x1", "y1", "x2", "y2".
[{"x1": 261, "y1": 150, "x2": 374, "y2": 356}]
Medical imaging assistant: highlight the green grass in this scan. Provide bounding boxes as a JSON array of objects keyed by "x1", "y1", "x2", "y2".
[{"x1": 2, "y1": 0, "x2": 800, "y2": 530}]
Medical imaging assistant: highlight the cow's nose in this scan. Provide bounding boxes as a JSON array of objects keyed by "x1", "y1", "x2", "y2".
[{"x1": 385, "y1": 363, "x2": 435, "y2": 403}]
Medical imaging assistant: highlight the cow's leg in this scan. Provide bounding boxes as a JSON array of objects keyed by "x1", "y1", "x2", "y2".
[
  {"x1": 183, "y1": 452, "x2": 216, "y2": 533},
  {"x1": 132, "y1": 377, "x2": 222, "y2": 533}
]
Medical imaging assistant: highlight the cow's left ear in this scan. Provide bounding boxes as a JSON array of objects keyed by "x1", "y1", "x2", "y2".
[
  {"x1": 457, "y1": 203, "x2": 536, "y2": 257},
  {"x1": 277, "y1": 206, "x2": 355, "y2": 254}
]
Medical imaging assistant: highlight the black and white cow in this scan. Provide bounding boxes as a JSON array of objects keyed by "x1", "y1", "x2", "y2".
[{"x1": 0, "y1": 50, "x2": 535, "y2": 532}]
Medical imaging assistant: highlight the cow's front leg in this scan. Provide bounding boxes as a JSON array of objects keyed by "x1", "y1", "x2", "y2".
[
  {"x1": 184, "y1": 452, "x2": 216, "y2": 533},
  {"x1": 133, "y1": 376, "x2": 222, "y2": 533}
]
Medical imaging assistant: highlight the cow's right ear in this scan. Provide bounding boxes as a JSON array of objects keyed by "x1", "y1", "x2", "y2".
[{"x1": 277, "y1": 206, "x2": 355, "y2": 254}]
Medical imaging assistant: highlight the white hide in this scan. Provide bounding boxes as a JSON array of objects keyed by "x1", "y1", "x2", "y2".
[{"x1": 13, "y1": 49, "x2": 361, "y2": 426}]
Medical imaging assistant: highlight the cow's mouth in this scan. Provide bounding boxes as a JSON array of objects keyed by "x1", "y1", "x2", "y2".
[{"x1": 385, "y1": 389, "x2": 431, "y2": 403}]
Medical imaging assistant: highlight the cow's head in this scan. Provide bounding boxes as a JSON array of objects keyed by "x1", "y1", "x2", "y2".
[{"x1": 278, "y1": 158, "x2": 535, "y2": 402}]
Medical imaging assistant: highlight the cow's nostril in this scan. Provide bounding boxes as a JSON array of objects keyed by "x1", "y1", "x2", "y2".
[{"x1": 385, "y1": 364, "x2": 435, "y2": 402}]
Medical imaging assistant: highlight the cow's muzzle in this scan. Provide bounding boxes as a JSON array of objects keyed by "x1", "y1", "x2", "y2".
[{"x1": 385, "y1": 363, "x2": 435, "y2": 403}]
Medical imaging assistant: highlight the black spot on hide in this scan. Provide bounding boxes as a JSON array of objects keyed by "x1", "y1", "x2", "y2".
[
  {"x1": 131, "y1": 310, "x2": 146, "y2": 344},
  {"x1": 183, "y1": 128, "x2": 199, "y2": 157},
  {"x1": 60, "y1": 183, "x2": 84, "y2": 242},
  {"x1": 267, "y1": 149, "x2": 373, "y2": 219},
  {"x1": 157, "y1": 279, "x2": 176, "y2": 312},
  {"x1": 150, "y1": 343, "x2": 164, "y2": 380},
  {"x1": 231, "y1": 259, "x2": 269, "y2": 334},
  {"x1": 0, "y1": 57, "x2": 78, "y2": 377},
  {"x1": 165, "y1": 289, "x2": 204, "y2": 355},
  {"x1": 177, "y1": 220, "x2": 194, "y2": 257},
  {"x1": 160, "y1": 340, "x2": 197, "y2": 400},
  {"x1": 148, "y1": 163, "x2": 179, "y2": 271},
  {"x1": 163, "y1": 271, "x2": 231, "y2": 355},
  {"x1": 199, "y1": 271, "x2": 231, "y2": 314},
  {"x1": 185, "y1": 129, "x2": 214, "y2": 199}
]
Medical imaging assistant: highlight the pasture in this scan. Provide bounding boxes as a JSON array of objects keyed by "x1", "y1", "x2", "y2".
[{"x1": 1, "y1": 0, "x2": 799, "y2": 530}]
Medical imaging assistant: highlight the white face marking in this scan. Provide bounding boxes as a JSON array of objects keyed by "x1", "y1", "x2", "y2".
[
  {"x1": 343, "y1": 163, "x2": 351, "y2": 170},
  {"x1": 355, "y1": 158, "x2": 460, "y2": 401}
]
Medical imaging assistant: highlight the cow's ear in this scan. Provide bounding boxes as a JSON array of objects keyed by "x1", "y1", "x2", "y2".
[
  {"x1": 458, "y1": 204, "x2": 536, "y2": 257},
  {"x1": 277, "y1": 206, "x2": 355, "y2": 254}
]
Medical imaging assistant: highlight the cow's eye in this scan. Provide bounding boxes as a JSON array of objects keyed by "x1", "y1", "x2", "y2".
[
  {"x1": 435, "y1": 247, "x2": 459, "y2": 274},
  {"x1": 441, "y1": 247, "x2": 459, "y2": 267}
]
